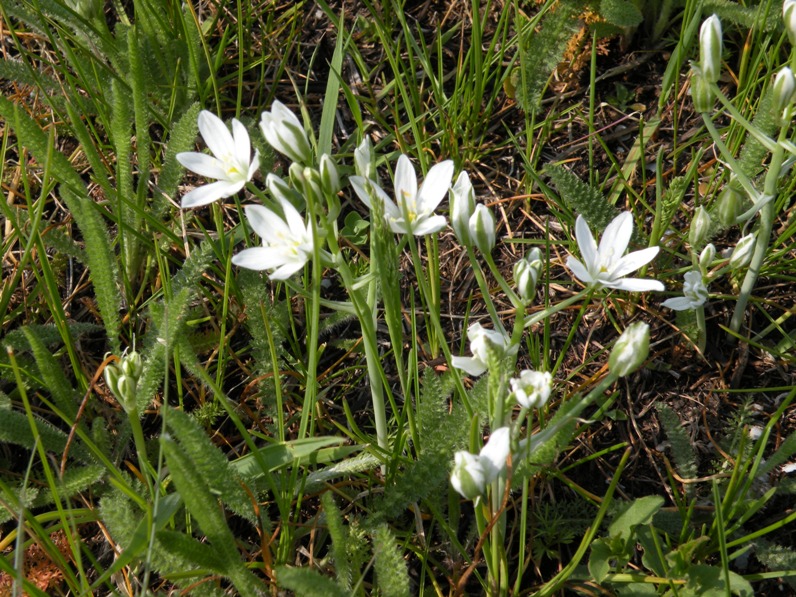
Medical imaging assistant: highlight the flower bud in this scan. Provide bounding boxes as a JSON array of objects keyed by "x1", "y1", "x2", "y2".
[
  {"x1": 729, "y1": 233, "x2": 755, "y2": 270},
  {"x1": 716, "y1": 184, "x2": 742, "y2": 227},
  {"x1": 689, "y1": 206, "x2": 711, "y2": 249},
  {"x1": 450, "y1": 451, "x2": 488, "y2": 500},
  {"x1": 700, "y1": 15, "x2": 723, "y2": 83},
  {"x1": 354, "y1": 137, "x2": 376, "y2": 181},
  {"x1": 609, "y1": 321, "x2": 650, "y2": 377},
  {"x1": 690, "y1": 70, "x2": 714, "y2": 113},
  {"x1": 513, "y1": 248, "x2": 543, "y2": 303},
  {"x1": 121, "y1": 351, "x2": 143, "y2": 380},
  {"x1": 773, "y1": 67, "x2": 796, "y2": 117},
  {"x1": 117, "y1": 374, "x2": 138, "y2": 412},
  {"x1": 104, "y1": 363, "x2": 120, "y2": 396},
  {"x1": 699, "y1": 243, "x2": 716, "y2": 274},
  {"x1": 479, "y1": 427, "x2": 511, "y2": 481},
  {"x1": 319, "y1": 153, "x2": 340, "y2": 196},
  {"x1": 785, "y1": 0, "x2": 796, "y2": 46},
  {"x1": 469, "y1": 204, "x2": 496, "y2": 254},
  {"x1": 450, "y1": 171, "x2": 476, "y2": 245},
  {"x1": 510, "y1": 370, "x2": 553, "y2": 409},
  {"x1": 260, "y1": 100, "x2": 312, "y2": 164}
]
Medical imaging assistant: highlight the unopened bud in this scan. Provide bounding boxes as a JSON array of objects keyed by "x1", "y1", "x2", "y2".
[
  {"x1": 773, "y1": 67, "x2": 796, "y2": 117},
  {"x1": 117, "y1": 374, "x2": 137, "y2": 412},
  {"x1": 784, "y1": 0, "x2": 796, "y2": 46},
  {"x1": 513, "y1": 248, "x2": 543, "y2": 303},
  {"x1": 729, "y1": 233, "x2": 755, "y2": 270},
  {"x1": 104, "y1": 363, "x2": 120, "y2": 396},
  {"x1": 689, "y1": 206, "x2": 711, "y2": 249},
  {"x1": 700, "y1": 15, "x2": 723, "y2": 83},
  {"x1": 609, "y1": 322, "x2": 650, "y2": 377},
  {"x1": 451, "y1": 171, "x2": 476, "y2": 245},
  {"x1": 121, "y1": 351, "x2": 143, "y2": 380},
  {"x1": 354, "y1": 137, "x2": 376, "y2": 181},
  {"x1": 699, "y1": 243, "x2": 716, "y2": 274},
  {"x1": 319, "y1": 153, "x2": 340, "y2": 196},
  {"x1": 469, "y1": 204, "x2": 496, "y2": 254},
  {"x1": 450, "y1": 451, "x2": 488, "y2": 500},
  {"x1": 717, "y1": 184, "x2": 742, "y2": 227},
  {"x1": 690, "y1": 70, "x2": 714, "y2": 113}
]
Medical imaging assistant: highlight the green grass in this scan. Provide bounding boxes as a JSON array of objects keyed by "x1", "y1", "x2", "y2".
[{"x1": 1, "y1": 0, "x2": 796, "y2": 595}]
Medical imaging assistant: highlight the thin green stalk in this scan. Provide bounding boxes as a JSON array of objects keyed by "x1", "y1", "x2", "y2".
[{"x1": 729, "y1": 126, "x2": 786, "y2": 338}]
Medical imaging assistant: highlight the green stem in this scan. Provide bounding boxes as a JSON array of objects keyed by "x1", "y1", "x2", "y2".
[
  {"x1": 728, "y1": 130, "x2": 785, "y2": 339},
  {"x1": 701, "y1": 115, "x2": 760, "y2": 203}
]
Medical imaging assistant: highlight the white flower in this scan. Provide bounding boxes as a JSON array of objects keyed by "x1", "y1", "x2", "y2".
[
  {"x1": 450, "y1": 171, "x2": 476, "y2": 244},
  {"x1": 510, "y1": 370, "x2": 553, "y2": 409},
  {"x1": 661, "y1": 270, "x2": 708, "y2": 311},
  {"x1": 700, "y1": 14, "x2": 722, "y2": 83},
  {"x1": 773, "y1": 67, "x2": 796, "y2": 116},
  {"x1": 567, "y1": 212, "x2": 664, "y2": 292},
  {"x1": 177, "y1": 111, "x2": 260, "y2": 208},
  {"x1": 259, "y1": 100, "x2": 312, "y2": 164},
  {"x1": 451, "y1": 322, "x2": 516, "y2": 377},
  {"x1": 231, "y1": 200, "x2": 314, "y2": 280},
  {"x1": 350, "y1": 155, "x2": 452, "y2": 236},
  {"x1": 450, "y1": 427, "x2": 511, "y2": 500}
]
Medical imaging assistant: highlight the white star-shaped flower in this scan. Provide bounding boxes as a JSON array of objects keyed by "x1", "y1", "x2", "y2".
[
  {"x1": 177, "y1": 111, "x2": 260, "y2": 208},
  {"x1": 231, "y1": 200, "x2": 313, "y2": 280},
  {"x1": 567, "y1": 212, "x2": 664, "y2": 292},
  {"x1": 661, "y1": 270, "x2": 708, "y2": 311},
  {"x1": 350, "y1": 154, "x2": 452, "y2": 236}
]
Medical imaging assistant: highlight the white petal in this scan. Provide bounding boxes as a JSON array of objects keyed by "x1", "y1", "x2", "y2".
[
  {"x1": 349, "y1": 176, "x2": 375, "y2": 210},
  {"x1": 417, "y1": 160, "x2": 454, "y2": 212},
  {"x1": 279, "y1": 197, "x2": 309, "y2": 238},
  {"x1": 567, "y1": 256, "x2": 594, "y2": 285},
  {"x1": 272, "y1": 100, "x2": 303, "y2": 130},
  {"x1": 394, "y1": 155, "x2": 418, "y2": 206},
  {"x1": 607, "y1": 278, "x2": 665, "y2": 292},
  {"x1": 232, "y1": 246, "x2": 292, "y2": 270},
  {"x1": 176, "y1": 152, "x2": 228, "y2": 180},
  {"x1": 412, "y1": 215, "x2": 448, "y2": 236},
  {"x1": 598, "y1": 212, "x2": 633, "y2": 261},
  {"x1": 231, "y1": 118, "x2": 252, "y2": 168},
  {"x1": 574, "y1": 216, "x2": 598, "y2": 271},
  {"x1": 180, "y1": 180, "x2": 239, "y2": 208},
  {"x1": 197, "y1": 111, "x2": 234, "y2": 161},
  {"x1": 610, "y1": 247, "x2": 660, "y2": 279},
  {"x1": 247, "y1": 150, "x2": 261, "y2": 180},
  {"x1": 479, "y1": 427, "x2": 511, "y2": 482},
  {"x1": 661, "y1": 296, "x2": 694, "y2": 310},
  {"x1": 269, "y1": 258, "x2": 307, "y2": 280},
  {"x1": 244, "y1": 204, "x2": 290, "y2": 241},
  {"x1": 451, "y1": 356, "x2": 487, "y2": 376}
]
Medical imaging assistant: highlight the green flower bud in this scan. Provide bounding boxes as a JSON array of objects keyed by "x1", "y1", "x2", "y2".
[
  {"x1": 699, "y1": 243, "x2": 716, "y2": 275},
  {"x1": 773, "y1": 67, "x2": 796, "y2": 118},
  {"x1": 700, "y1": 15, "x2": 723, "y2": 83},
  {"x1": 103, "y1": 363, "x2": 121, "y2": 397},
  {"x1": 717, "y1": 184, "x2": 742, "y2": 227},
  {"x1": 689, "y1": 206, "x2": 711, "y2": 249},
  {"x1": 729, "y1": 233, "x2": 755, "y2": 270},
  {"x1": 354, "y1": 137, "x2": 376, "y2": 181},
  {"x1": 784, "y1": 0, "x2": 796, "y2": 46},
  {"x1": 469, "y1": 204, "x2": 496, "y2": 254},
  {"x1": 450, "y1": 171, "x2": 476, "y2": 245},
  {"x1": 117, "y1": 374, "x2": 138, "y2": 413},
  {"x1": 121, "y1": 351, "x2": 143, "y2": 380},
  {"x1": 319, "y1": 153, "x2": 340, "y2": 196},
  {"x1": 513, "y1": 248, "x2": 543, "y2": 303},
  {"x1": 690, "y1": 70, "x2": 714, "y2": 113},
  {"x1": 609, "y1": 321, "x2": 650, "y2": 377}
]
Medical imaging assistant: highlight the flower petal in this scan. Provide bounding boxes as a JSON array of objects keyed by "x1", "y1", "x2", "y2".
[
  {"x1": 451, "y1": 356, "x2": 487, "y2": 377},
  {"x1": 181, "y1": 180, "x2": 240, "y2": 208},
  {"x1": 412, "y1": 215, "x2": 448, "y2": 236},
  {"x1": 279, "y1": 197, "x2": 309, "y2": 239},
  {"x1": 231, "y1": 118, "x2": 252, "y2": 168},
  {"x1": 417, "y1": 159, "x2": 454, "y2": 212},
  {"x1": 661, "y1": 296, "x2": 694, "y2": 310},
  {"x1": 479, "y1": 427, "x2": 511, "y2": 482},
  {"x1": 566, "y1": 256, "x2": 594, "y2": 285},
  {"x1": 607, "y1": 277, "x2": 665, "y2": 292},
  {"x1": 269, "y1": 259, "x2": 307, "y2": 280},
  {"x1": 574, "y1": 215, "x2": 598, "y2": 271},
  {"x1": 244, "y1": 204, "x2": 290, "y2": 241},
  {"x1": 197, "y1": 111, "x2": 234, "y2": 161},
  {"x1": 610, "y1": 246, "x2": 660, "y2": 279},
  {"x1": 176, "y1": 152, "x2": 228, "y2": 180},
  {"x1": 394, "y1": 155, "x2": 418, "y2": 207},
  {"x1": 231, "y1": 246, "x2": 292, "y2": 270},
  {"x1": 598, "y1": 211, "x2": 632, "y2": 261}
]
